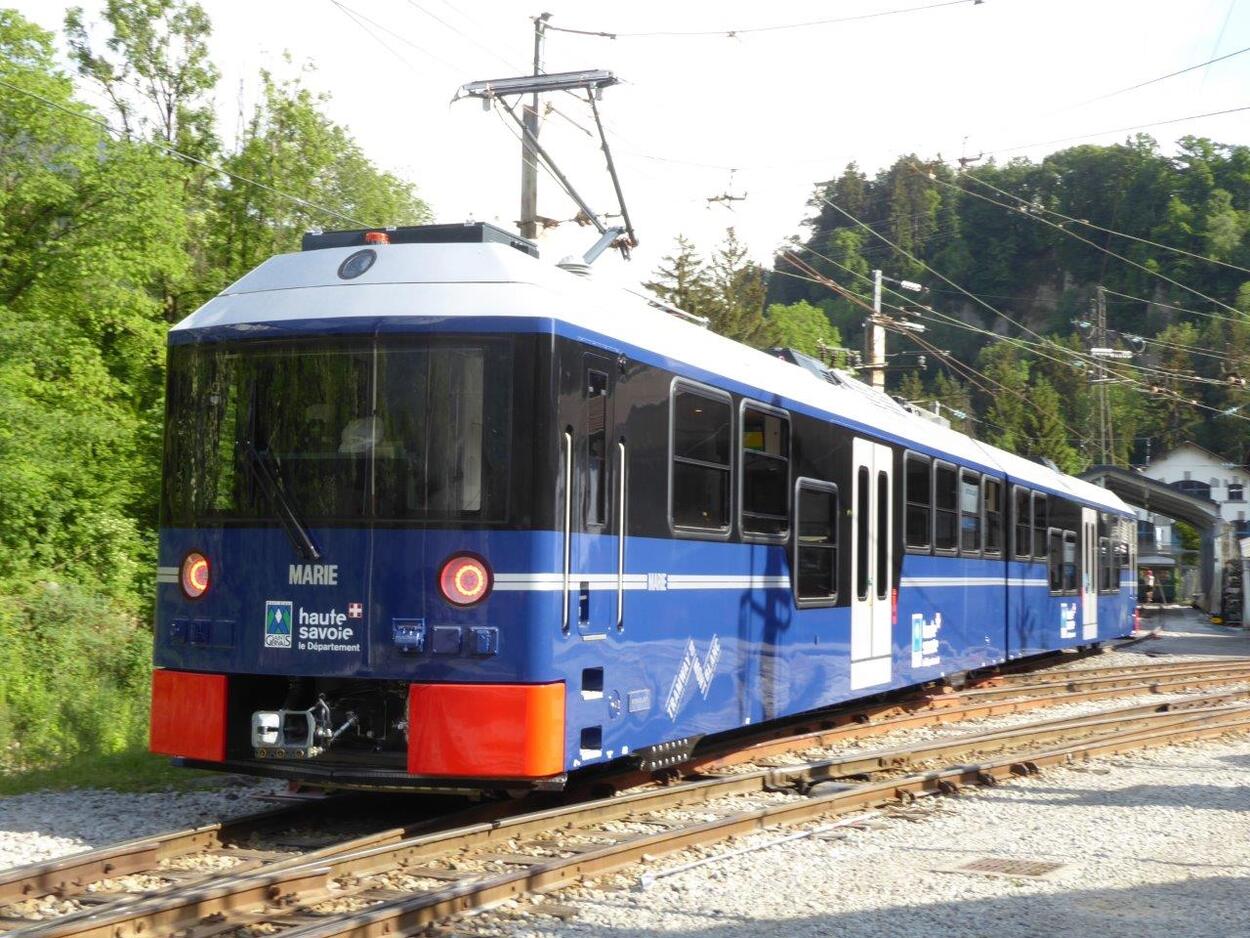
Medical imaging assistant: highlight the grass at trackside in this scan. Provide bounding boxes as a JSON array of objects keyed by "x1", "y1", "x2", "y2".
[{"x1": 0, "y1": 750, "x2": 222, "y2": 796}]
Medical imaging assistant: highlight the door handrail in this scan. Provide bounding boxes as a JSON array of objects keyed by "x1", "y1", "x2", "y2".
[
  {"x1": 562, "y1": 429, "x2": 573, "y2": 634},
  {"x1": 617, "y1": 440, "x2": 627, "y2": 630}
]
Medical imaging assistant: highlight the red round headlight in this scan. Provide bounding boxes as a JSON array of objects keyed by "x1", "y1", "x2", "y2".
[
  {"x1": 438, "y1": 554, "x2": 492, "y2": 607},
  {"x1": 180, "y1": 551, "x2": 210, "y2": 600}
]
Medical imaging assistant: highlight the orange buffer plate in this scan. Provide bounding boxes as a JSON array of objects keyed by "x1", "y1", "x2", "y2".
[
  {"x1": 150, "y1": 669, "x2": 228, "y2": 762},
  {"x1": 407, "y1": 681, "x2": 565, "y2": 778}
]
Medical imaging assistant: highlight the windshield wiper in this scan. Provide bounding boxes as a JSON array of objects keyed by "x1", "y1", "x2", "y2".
[{"x1": 241, "y1": 440, "x2": 322, "y2": 561}]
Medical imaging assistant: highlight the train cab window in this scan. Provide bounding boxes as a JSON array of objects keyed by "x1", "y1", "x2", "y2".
[
  {"x1": 670, "y1": 383, "x2": 732, "y2": 533},
  {"x1": 1062, "y1": 530, "x2": 1078, "y2": 592},
  {"x1": 960, "y1": 469, "x2": 981, "y2": 554},
  {"x1": 934, "y1": 461, "x2": 958, "y2": 552},
  {"x1": 795, "y1": 479, "x2": 838, "y2": 604},
  {"x1": 1031, "y1": 492, "x2": 1048, "y2": 558},
  {"x1": 904, "y1": 453, "x2": 932, "y2": 551},
  {"x1": 740, "y1": 403, "x2": 790, "y2": 538},
  {"x1": 983, "y1": 477, "x2": 1003, "y2": 556},
  {"x1": 1012, "y1": 486, "x2": 1031, "y2": 559}
]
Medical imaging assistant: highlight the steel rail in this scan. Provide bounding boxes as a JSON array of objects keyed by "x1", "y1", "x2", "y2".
[
  {"x1": 689, "y1": 663, "x2": 1250, "y2": 771},
  {"x1": 267, "y1": 706, "x2": 1250, "y2": 938},
  {"x1": 15, "y1": 696, "x2": 1249, "y2": 938}
]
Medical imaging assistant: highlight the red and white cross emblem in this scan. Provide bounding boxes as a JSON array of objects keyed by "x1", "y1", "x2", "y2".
[{"x1": 347, "y1": 602, "x2": 363, "y2": 619}]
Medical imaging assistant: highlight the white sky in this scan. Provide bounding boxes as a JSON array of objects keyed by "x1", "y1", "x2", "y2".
[{"x1": 11, "y1": 0, "x2": 1250, "y2": 289}]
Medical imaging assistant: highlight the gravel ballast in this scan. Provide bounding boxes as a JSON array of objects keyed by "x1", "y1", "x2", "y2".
[{"x1": 0, "y1": 780, "x2": 278, "y2": 872}]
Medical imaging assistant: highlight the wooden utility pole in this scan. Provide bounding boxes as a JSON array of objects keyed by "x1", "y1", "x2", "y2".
[{"x1": 518, "y1": 13, "x2": 550, "y2": 241}]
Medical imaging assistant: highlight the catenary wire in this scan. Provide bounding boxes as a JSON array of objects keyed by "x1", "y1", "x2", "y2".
[{"x1": 544, "y1": 0, "x2": 977, "y2": 39}]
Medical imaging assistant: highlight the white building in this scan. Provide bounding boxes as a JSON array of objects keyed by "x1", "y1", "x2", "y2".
[{"x1": 1141, "y1": 441, "x2": 1250, "y2": 537}]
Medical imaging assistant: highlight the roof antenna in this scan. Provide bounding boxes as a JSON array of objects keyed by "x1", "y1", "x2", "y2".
[{"x1": 454, "y1": 68, "x2": 637, "y2": 265}]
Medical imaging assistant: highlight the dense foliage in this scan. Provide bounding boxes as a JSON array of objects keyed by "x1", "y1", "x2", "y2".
[
  {"x1": 0, "y1": 4, "x2": 427, "y2": 769},
  {"x1": 763, "y1": 142, "x2": 1250, "y2": 468}
]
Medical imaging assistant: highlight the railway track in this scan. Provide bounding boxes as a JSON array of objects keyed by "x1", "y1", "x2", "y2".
[{"x1": 3, "y1": 651, "x2": 1248, "y2": 937}]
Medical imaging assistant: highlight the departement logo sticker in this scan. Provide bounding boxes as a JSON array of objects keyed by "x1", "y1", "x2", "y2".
[{"x1": 264, "y1": 600, "x2": 293, "y2": 648}]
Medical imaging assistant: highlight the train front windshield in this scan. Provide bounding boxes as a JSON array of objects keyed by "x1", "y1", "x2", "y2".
[{"x1": 162, "y1": 336, "x2": 514, "y2": 527}]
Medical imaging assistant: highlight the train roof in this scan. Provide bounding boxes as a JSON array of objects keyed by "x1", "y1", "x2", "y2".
[{"x1": 174, "y1": 238, "x2": 1130, "y2": 515}]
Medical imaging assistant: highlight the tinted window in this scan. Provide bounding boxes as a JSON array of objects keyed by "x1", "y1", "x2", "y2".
[
  {"x1": 586, "y1": 368, "x2": 608, "y2": 527},
  {"x1": 877, "y1": 471, "x2": 889, "y2": 600},
  {"x1": 796, "y1": 482, "x2": 838, "y2": 602},
  {"x1": 1013, "y1": 486, "x2": 1031, "y2": 559},
  {"x1": 960, "y1": 470, "x2": 981, "y2": 553},
  {"x1": 1032, "y1": 493, "x2": 1048, "y2": 558},
  {"x1": 905, "y1": 454, "x2": 931, "y2": 550},
  {"x1": 1048, "y1": 530, "x2": 1063, "y2": 592},
  {"x1": 856, "y1": 467, "x2": 870, "y2": 600},
  {"x1": 741, "y1": 405, "x2": 790, "y2": 537},
  {"x1": 671, "y1": 385, "x2": 731, "y2": 531},
  {"x1": 984, "y1": 478, "x2": 1002, "y2": 555},
  {"x1": 1062, "y1": 531, "x2": 1078, "y2": 591},
  {"x1": 163, "y1": 337, "x2": 513, "y2": 525},
  {"x1": 934, "y1": 462, "x2": 958, "y2": 551}
]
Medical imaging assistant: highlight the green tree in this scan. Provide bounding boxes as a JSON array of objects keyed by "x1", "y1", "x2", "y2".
[
  {"x1": 645, "y1": 235, "x2": 712, "y2": 314},
  {"x1": 763, "y1": 300, "x2": 842, "y2": 357},
  {"x1": 211, "y1": 66, "x2": 429, "y2": 284},
  {"x1": 703, "y1": 227, "x2": 768, "y2": 344}
]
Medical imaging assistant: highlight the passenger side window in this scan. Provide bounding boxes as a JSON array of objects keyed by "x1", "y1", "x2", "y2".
[
  {"x1": 1012, "y1": 486, "x2": 1031, "y2": 559},
  {"x1": 960, "y1": 469, "x2": 981, "y2": 554},
  {"x1": 586, "y1": 368, "x2": 608, "y2": 527},
  {"x1": 1048, "y1": 529, "x2": 1063, "y2": 592},
  {"x1": 795, "y1": 480, "x2": 838, "y2": 604},
  {"x1": 1099, "y1": 536, "x2": 1113, "y2": 592},
  {"x1": 671, "y1": 384, "x2": 732, "y2": 533},
  {"x1": 905, "y1": 453, "x2": 932, "y2": 551},
  {"x1": 1032, "y1": 493, "x2": 1048, "y2": 559},
  {"x1": 934, "y1": 461, "x2": 958, "y2": 552},
  {"x1": 983, "y1": 477, "x2": 1003, "y2": 556},
  {"x1": 740, "y1": 404, "x2": 790, "y2": 538},
  {"x1": 1062, "y1": 530, "x2": 1077, "y2": 592}
]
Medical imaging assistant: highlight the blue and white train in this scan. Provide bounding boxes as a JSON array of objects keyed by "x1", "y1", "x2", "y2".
[{"x1": 149, "y1": 223, "x2": 1138, "y2": 791}]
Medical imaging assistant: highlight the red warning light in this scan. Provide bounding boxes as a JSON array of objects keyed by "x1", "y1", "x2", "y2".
[
  {"x1": 439, "y1": 554, "x2": 492, "y2": 607},
  {"x1": 364, "y1": 231, "x2": 390, "y2": 245},
  {"x1": 180, "y1": 551, "x2": 210, "y2": 600}
]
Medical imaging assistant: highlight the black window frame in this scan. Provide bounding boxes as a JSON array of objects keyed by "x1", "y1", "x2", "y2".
[
  {"x1": 959, "y1": 468, "x2": 982, "y2": 556},
  {"x1": 983, "y1": 476, "x2": 1003, "y2": 557},
  {"x1": 1062, "y1": 529, "x2": 1078, "y2": 592},
  {"x1": 1098, "y1": 535, "x2": 1114, "y2": 593},
  {"x1": 738, "y1": 399, "x2": 791, "y2": 542},
  {"x1": 668, "y1": 378, "x2": 733, "y2": 538},
  {"x1": 1031, "y1": 492, "x2": 1049, "y2": 559},
  {"x1": 793, "y1": 477, "x2": 839, "y2": 607},
  {"x1": 933, "y1": 460, "x2": 959, "y2": 554},
  {"x1": 1012, "y1": 485, "x2": 1032, "y2": 560},
  {"x1": 904, "y1": 451, "x2": 932, "y2": 553},
  {"x1": 1047, "y1": 527, "x2": 1064, "y2": 594}
]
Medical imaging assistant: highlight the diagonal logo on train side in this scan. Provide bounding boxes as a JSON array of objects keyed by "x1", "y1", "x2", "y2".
[{"x1": 664, "y1": 634, "x2": 721, "y2": 720}]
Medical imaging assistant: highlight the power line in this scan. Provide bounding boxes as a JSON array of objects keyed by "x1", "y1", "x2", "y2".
[
  {"x1": 958, "y1": 169, "x2": 1250, "y2": 276},
  {"x1": 914, "y1": 165, "x2": 1250, "y2": 321},
  {"x1": 403, "y1": 0, "x2": 524, "y2": 71},
  {"x1": 1062, "y1": 44, "x2": 1250, "y2": 110},
  {"x1": 545, "y1": 0, "x2": 977, "y2": 39},
  {"x1": 0, "y1": 75, "x2": 370, "y2": 229},
  {"x1": 330, "y1": 0, "x2": 465, "y2": 78},
  {"x1": 973, "y1": 104, "x2": 1250, "y2": 160}
]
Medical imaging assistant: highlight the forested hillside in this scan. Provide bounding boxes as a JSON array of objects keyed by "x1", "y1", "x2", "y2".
[
  {"x1": 0, "y1": 3, "x2": 427, "y2": 769},
  {"x1": 764, "y1": 142, "x2": 1250, "y2": 470}
]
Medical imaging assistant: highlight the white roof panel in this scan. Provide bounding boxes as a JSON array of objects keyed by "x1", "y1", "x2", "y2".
[{"x1": 175, "y1": 242, "x2": 1129, "y2": 515}]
